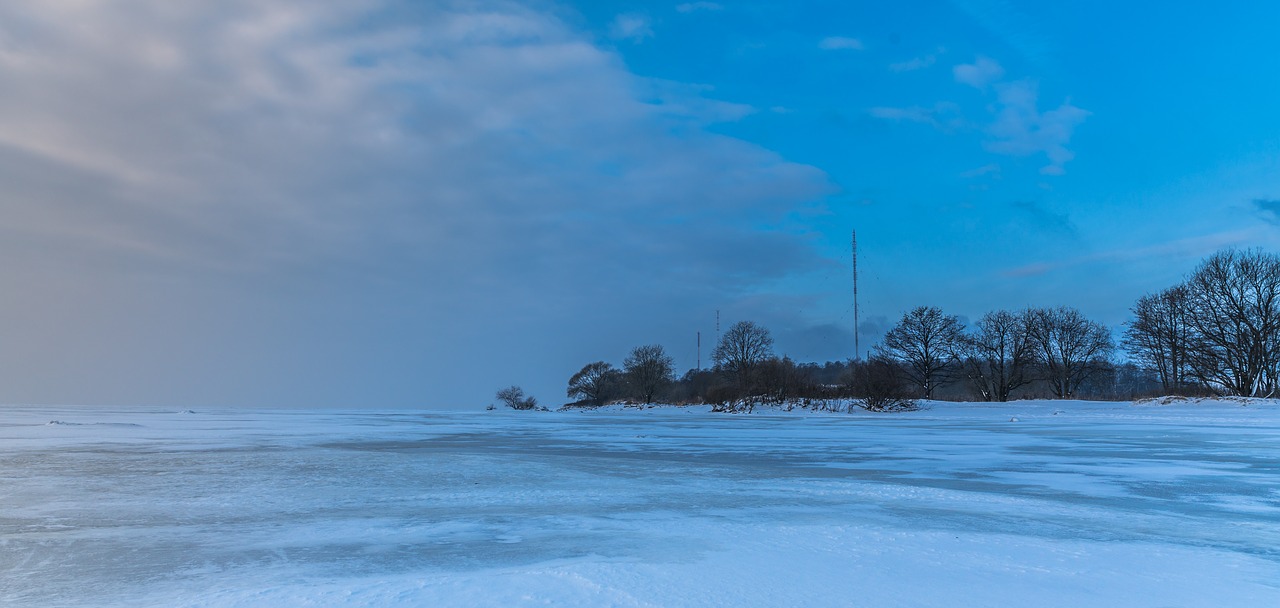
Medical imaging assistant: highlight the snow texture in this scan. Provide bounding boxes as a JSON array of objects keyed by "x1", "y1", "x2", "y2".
[{"x1": 2, "y1": 399, "x2": 1278, "y2": 607}]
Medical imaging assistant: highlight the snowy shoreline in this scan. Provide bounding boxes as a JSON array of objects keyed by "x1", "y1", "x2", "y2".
[{"x1": 547, "y1": 395, "x2": 1279, "y2": 415}]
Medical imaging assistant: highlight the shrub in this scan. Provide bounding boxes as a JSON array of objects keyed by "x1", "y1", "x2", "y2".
[
  {"x1": 495, "y1": 385, "x2": 538, "y2": 410},
  {"x1": 848, "y1": 357, "x2": 919, "y2": 412}
]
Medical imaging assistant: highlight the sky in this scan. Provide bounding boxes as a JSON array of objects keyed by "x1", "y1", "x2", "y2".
[{"x1": 1, "y1": 0, "x2": 1278, "y2": 408}]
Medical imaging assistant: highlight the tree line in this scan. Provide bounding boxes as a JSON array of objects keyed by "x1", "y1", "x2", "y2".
[
  {"x1": 495, "y1": 248, "x2": 1280, "y2": 410},
  {"x1": 1124, "y1": 248, "x2": 1280, "y2": 397}
]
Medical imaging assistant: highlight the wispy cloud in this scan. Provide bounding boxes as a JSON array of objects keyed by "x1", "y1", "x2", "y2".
[
  {"x1": 1253, "y1": 198, "x2": 1280, "y2": 225},
  {"x1": 983, "y1": 80, "x2": 1090, "y2": 175},
  {"x1": 819, "y1": 36, "x2": 864, "y2": 51},
  {"x1": 889, "y1": 48, "x2": 944, "y2": 72},
  {"x1": 953, "y1": 56, "x2": 1004, "y2": 88},
  {"x1": 1001, "y1": 230, "x2": 1263, "y2": 278},
  {"x1": 867, "y1": 102, "x2": 963, "y2": 130},
  {"x1": 675, "y1": 2, "x2": 723, "y2": 12},
  {"x1": 890, "y1": 55, "x2": 935, "y2": 72},
  {"x1": 1010, "y1": 201, "x2": 1076, "y2": 235},
  {"x1": 960, "y1": 163, "x2": 1001, "y2": 178},
  {"x1": 874, "y1": 55, "x2": 1087, "y2": 174},
  {"x1": 867, "y1": 106, "x2": 935, "y2": 123},
  {"x1": 639, "y1": 78, "x2": 756, "y2": 123},
  {"x1": 610, "y1": 13, "x2": 654, "y2": 42}
]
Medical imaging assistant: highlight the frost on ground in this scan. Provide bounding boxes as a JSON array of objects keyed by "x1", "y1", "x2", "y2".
[{"x1": 1, "y1": 400, "x2": 1278, "y2": 607}]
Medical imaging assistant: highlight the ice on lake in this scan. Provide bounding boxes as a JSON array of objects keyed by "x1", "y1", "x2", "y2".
[{"x1": 2, "y1": 400, "x2": 1278, "y2": 607}]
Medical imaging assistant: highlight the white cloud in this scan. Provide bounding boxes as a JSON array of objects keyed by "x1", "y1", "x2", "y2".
[
  {"x1": 889, "y1": 47, "x2": 944, "y2": 72},
  {"x1": 0, "y1": 0, "x2": 832, "y2": 407},
  {"x1": 960, "y1": 163, "x2": 1001, "y2": 178},
  {"x1": 889, "y1": 55, "x2": 935, "y2": 72},
  {"x1": 609, "y1": 13, "x2": 653, "y2": 42},
  {"x1": 983, "y1": 80, "x2": 1090, "y2": 175},
  {"x1": 676, "y1": 2, "x2": 723, "y2": 12},
  {"x1": 641, "y1": 79, "x2": 757, "y2": 123},
  {"x1": 868, "y1": 106, "x2": 936, "y2": 123},
  {"x1": 873, "y1": 55, "x2": 1088, "y2": 174},
  {"x1": 819, "y1": 36, "x2": 864, "y2": 51},
  {"x1": 0, "y1": 1, "x2": 819, "y2": 272},
  {"x1": 867, "y1": 102, "x2": 963, "y2": 130},
  {"x1": 953, "y1": 56, "x2": 1004, "y2": 88}
]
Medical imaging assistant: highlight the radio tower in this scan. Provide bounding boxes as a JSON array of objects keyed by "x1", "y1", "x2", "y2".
[{"x1": 852, "y1": 230, "x2": 860, "y2": 361}]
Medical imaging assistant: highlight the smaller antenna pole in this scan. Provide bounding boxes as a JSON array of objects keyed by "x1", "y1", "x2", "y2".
[
  {"x1": 697, "y1": 331, "x2": 701, "y2": 371},
  {"x1": 853, "y1": 229, "x2": 860, "y2": 361}
]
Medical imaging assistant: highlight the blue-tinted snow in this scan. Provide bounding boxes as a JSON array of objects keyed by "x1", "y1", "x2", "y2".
[{"x1": 1, "y1": 400, "x2": 1277, "y2": 606}]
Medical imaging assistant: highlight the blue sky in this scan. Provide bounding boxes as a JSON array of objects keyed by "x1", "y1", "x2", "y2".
[{"x1": 0, "y1": 1, "x2": 1277, "y2": 408}]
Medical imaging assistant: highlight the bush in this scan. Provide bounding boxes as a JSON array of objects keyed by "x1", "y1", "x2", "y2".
[
  {"x1": 495, "y1": 385, "x2": 538, "y2": 410},
  {"x1": 847, "y1": 357, "x2": 919, "y2": 412}
]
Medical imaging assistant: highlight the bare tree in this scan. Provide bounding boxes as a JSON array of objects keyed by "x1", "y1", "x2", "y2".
[
  {"x1": 624, "y1": 345, "x2": 675, "y2": 404},
  {"x1": 1123, "y1": 285, "x2": 1193, "y2": 392},
  {"x1": 875, "y1": 306, "x2": 964, "y2": 399},
  {"x1": 1026, "y1": 306, "x2": 1114, "y2": 398},
  {"x1": 1183, "y1": 248, "x2": 1280, "y2": 396},
  {"x1": 566, "y1": 361, "x2": 620, "y2": 406},
  {"x1": 712, "y1": 321, "x2": 774, "y2": 389},
  {"x1": 962, "y1": 309, "x2": 1034, "y2": 401},
  {"x1": 496, "y1": 385, "x2": 538, "y2": 410}
]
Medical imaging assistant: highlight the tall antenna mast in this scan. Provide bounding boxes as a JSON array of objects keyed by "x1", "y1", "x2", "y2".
[
  {"x1": 696, "y1": 331, "x2": 701, "y2": 371},
  {"x1": 852, "y1": 229, "x2": 860, "y2": 361}
]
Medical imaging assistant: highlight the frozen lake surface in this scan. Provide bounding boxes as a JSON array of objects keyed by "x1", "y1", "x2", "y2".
[{"x1": 2, "y1": 400, "x2": 1278, "y2": 606}]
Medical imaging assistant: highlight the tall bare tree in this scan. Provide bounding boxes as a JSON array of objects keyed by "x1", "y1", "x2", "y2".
[
  {"x1": 1026, "y1": 306, "x2": 1114, "y2": 398},
  {"x1": 875, "y1": 306, "x2": 964, "y2": 399},
  {"x1": 624, "y1": 344, "x2": 675, "y2": 404},
  {"x1": 712, "y1": 321, "x2": 774, "y2": 389},
  {"x1": 1183, "y1": 248, "x2": 1280, "y2": 396},
  {"x1": 962, "y1": 309, "x2": 1034, "y2": 401},
  {"x1": 566, "y1": 361, "x2": 620, "y2": 406},
  {"x1": 1123, "y1": 285, "x2": 1193, "y2": 392}
]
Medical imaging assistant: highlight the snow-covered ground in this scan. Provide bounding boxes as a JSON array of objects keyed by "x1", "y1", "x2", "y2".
[{"x1": 2, "y1": 399, "x2": 1278, "y2": 607}]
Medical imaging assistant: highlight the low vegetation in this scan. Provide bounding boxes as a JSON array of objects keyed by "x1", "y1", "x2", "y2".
[{"x1": 494, "y1": 385, "x2": 540, "y2": 411}]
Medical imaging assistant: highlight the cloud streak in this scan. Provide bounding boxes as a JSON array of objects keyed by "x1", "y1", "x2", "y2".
[
  {"x1": 867, "y1": 102, "x2": 963, "y2": 130},
  {"x1": 1000, "y1": 229, "x2": 1265, "y2": 278},
  {"x1": 889, "y1": 48, "x2": 943, "y2": 72},
  {"x1": 609, "y1": 13, "x2": 654, "y2": 42},
  {"x1": 819, "y1": 36, "x2": 864, "y2": 51},
  {"x1": 953, "y1": 56, "x2": 1004, "y2": 89},
  {"x1": 1253, "y1": 199, "x2": 1280, "y2": 225},
  {"x1": 675, "y1": 2, "x2": 722, "y2": 12}
]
